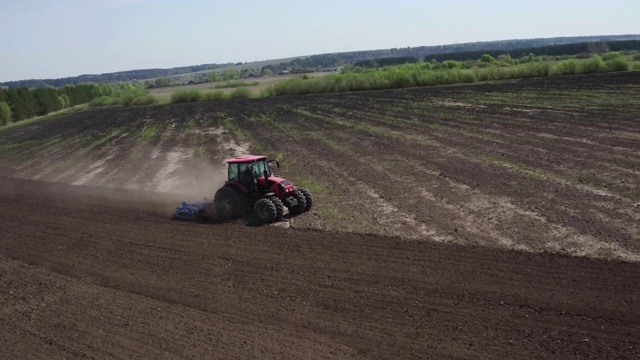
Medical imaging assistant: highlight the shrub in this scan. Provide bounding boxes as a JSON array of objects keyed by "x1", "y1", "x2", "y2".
[
  {"x1": 59, "y1": 94, "x2": 71, "y2": 108},
  {"x1": 170, "y1": 89, "x2": 204, "y2": 103},
  {"x1": 579, "y1": 55, "x2": 607, "y2": 73},
  {"x1": 506, "y1": 62, "x2": 551, "y2": 79},
  {"x1": 204, "y1": 90, "x2": 228, "y2": 101},
  {"x1": 601, "y1": 52, "x2": 621, "y2": 61},
  {"x1": 442, "y1": 60, "x2": 461, "y2": 69},
  {"x1": 519, "y1": 53, "x2": 535, "y2": 64},
  {"x1": 459, "y1": 70, "x2": 478, "y2": 83},
  {"x1": 632, "y1": 53, "x2": 640, "y2": 61},
  {"x1": 552, "y1": 59, "x2": 579, "y2": 76},
  {"x1": 605, "y1": 58, "x2": 630, "y2": 72},
  {"x1": 57, "y1": 96, "x2": 65, "y2": 110},
  {"x1": 0, "y1": 101, "x2": 11, "y2": 126},
  {"x1": 475, "y1": 66, "x2": 509, "y2": 81},
  {"x1": 119, "y1": 93, "x2": 137, "y2": 106},
  {"x1": 479, "y1": 54, "x2": 496, "y2": 63},
  {"x1": 532, "y1": 62, "x2": 552, "y2": 77},
  {"x1": 131, "y1": 95, "x2": 158, "y2": 106},
  {"x1": 461, "y1": 61, "x2": 475, "y2": 69},
  {"x1": 633, "y1": 62, "x2": 640, "y2": 70},
  {"x1": 229, "y1": 87, "x2": 252, "y2": 99},
  {"x1": 497, "y1": 54, "x2": 513, "y2": 65},
  {"x1": 89, "y1": 96, "x2": 115, "y2": 107},
  {"x1": 474, "y1": 61, "x2": 493, "y2": 69}
]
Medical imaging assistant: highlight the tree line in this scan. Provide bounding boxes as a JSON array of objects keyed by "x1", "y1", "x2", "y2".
[
  {"x1": 0, "y1": 83, "x2": 148, "y2": 126},
  {"x1": 347, "y1": 40, "x2": 640, "y2": 70},
  {"x1": 7, "y1": 35, "x2": 636, "y2": 89},
  {"x1": 264, "y1": 53, "x2": 637, "y2": 97},
  {"x1": 425, "y1": 40, "x2": 640, "y2": 63},
  {"x1": 0, "y1": 63, "x2": 238, "y2": 89}
]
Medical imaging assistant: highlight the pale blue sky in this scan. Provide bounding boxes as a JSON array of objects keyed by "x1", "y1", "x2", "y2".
[{"x1": 1, "y1": 0, "x2": 638, "y2": 82}]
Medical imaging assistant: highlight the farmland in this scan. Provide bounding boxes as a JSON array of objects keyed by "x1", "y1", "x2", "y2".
[{"x1": 1, "y1": 71, "x2": 640, "y2": 358}]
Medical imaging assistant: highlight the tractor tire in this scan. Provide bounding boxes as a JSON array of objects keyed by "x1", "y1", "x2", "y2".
[
  {"x1": 255, "y1": 198, "x2": 277, "y2": 223},
  {"x1": 288, "y1": 189, "x2": 307, "y2": 215},
  {"x1": 269, "y1": 196, "x2": 285, "y2": 220},
  {"x1": 213, "y1": 185, "x2": 247, "y2": 220},
  {"x1": 299, "y1": 188, "x2": 313, "y2": 211}
]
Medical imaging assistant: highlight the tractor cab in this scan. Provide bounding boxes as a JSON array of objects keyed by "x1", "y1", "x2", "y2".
[{"x1": 225, "y1": 155, "x2": 292, "y2": 197}]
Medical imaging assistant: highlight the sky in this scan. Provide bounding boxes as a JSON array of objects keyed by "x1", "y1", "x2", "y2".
[{"x1": 1, "y1": 0, "x2": 638, "y2": 82}]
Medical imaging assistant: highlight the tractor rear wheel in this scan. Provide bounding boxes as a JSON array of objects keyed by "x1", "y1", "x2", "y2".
[
  {"x1": 213, "y1": 185, "x2": 247, "y2": 220},
  {"x1": 195, "y1": 208, "x2": 207, "y2": 221},
  {"x1": 288, "y1": 189, "x2": 307, "y2": 215},
  {"x1": 255, "y1": 198, "x2": 277, "y2": 223},
  {"x1": 299, "y1": 188, "x2": 313, "y2": 211}
]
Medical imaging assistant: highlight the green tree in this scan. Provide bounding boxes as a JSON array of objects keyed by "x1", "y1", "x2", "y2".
[
  {"x1": 33, "y1": 87, "x2": 63, "y2": 115},
  {"x1": 59, "y1": 94, "x2": 71, "y2": 108},
  {"x1": 207, "y1": 71, "x2": 221, "y2": 82},
  {"x1": 442, "y1": 60, "x2": 460, "y2": 69},
  {"x1": 601, "y1": 51, "x2": 621, "y2": 61},
  {"x1": 154, "y1": 77, "x2": 171, "y2": 87},
  {"x1": 479, "y1": 54, "x2": 496, "y2": 63},
  {"x1": 261, "y1": 68, "x2": 273, "y2": 76},
  {"x1": 222, "y1": 69, "x2": 240, "y2": 81},
  {"x1": 497, "y1": 54, "x2": 513, "y2": 65},
  {"x1": 7, "y1": 88, "x2": 37, "y2": 121},
  {"x1": 61, "y1": 84, "x2": 98, "y2": 105},
  {"x1": 0, "y1": 101, "x2": 10, "y2": 126},
  {"x1": 519, "y1": 53, "x2": 535, "y2": 64}
]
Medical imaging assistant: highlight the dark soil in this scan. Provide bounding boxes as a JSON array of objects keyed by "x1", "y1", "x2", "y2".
[{"x1": 1, "y1": 176, "x2": 639, "y2": 359}]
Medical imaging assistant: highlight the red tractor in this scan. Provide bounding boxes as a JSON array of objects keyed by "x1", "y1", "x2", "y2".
[{"x1": 212, "y1": 155, "x2": 313, "y2": 223}]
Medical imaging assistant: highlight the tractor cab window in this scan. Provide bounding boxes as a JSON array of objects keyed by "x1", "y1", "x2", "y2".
[
  {"x1": 238, "y1": 163, "x2": 257, "y2": 190},
  {"x1": 239, "y1": 163, "x2": 251, "y2": 179},
  {"x1": 253, "y1": 159, "x2": 270, "y2": 178},
  {"x1": 228, "y1": 163, "x2": 239, "y2": 181}
]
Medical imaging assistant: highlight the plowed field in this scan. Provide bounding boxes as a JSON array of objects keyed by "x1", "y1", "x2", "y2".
[{"x1": 1, "y1": 72, "x2": 640, "y2": 358}]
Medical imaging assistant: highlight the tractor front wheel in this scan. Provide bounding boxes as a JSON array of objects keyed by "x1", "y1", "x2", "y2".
[
  {"x1": 288, "y1": 189, "x2": 307, "y2": 215},
  {"x1": 299, "y1": 188, "x2": 313, "y2": 211},
  {"x1": 269, "y1": 196, "x2": 285, "y2": 220}
]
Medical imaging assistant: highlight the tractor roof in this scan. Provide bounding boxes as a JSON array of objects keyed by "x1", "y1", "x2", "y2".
[{"x1": 226, "y1": 155, "x2": 267, "y2": 164}]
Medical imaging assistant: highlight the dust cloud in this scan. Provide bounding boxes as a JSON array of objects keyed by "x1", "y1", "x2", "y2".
[{"x1": 150, "y1": 159, "x2": 228, "y2": 203}]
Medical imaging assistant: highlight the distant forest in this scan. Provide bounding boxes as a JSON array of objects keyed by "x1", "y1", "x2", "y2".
[
  {"x1": 2, "y1": 34, "x2": 639, "y2": 88},
  {"x1": 425, "y1": 39, "x2": 640, "y2": 63}
]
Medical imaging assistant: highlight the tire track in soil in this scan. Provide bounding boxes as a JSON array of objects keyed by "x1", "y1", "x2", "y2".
[
  {"x1": 236, "y1": 107, "x2": 531, "y2": 249},
  {"x1": 250, "y1": 96, "x2": 640, "y2": 261}
]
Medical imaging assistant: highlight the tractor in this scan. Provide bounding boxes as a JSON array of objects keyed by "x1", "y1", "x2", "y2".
[{"x1": 210, "y1": 155, "x2": 313, "y2": 223}]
